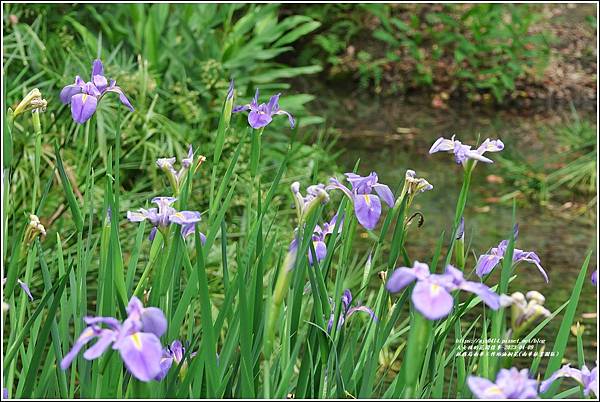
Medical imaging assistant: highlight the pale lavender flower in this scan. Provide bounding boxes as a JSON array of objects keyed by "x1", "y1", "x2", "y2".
[
  {"x1": 327, "y1": 172, "x2": 394, "y2": 230},
  {"x1": 126, "y1": 197, "x2": 203, "y2": 241},
  {"x1": 475, "y1": 226, "x2": 548, "y2": 282},
  {"x1": 327, "y1": 289, "x2": 377, "y2": 332},
  {"x1": 429, "y1": 135, "x2": 504, "y2": 165},
  {"x1": 60, "y1": 59, "x2": 134, "y2": 124},
  {"x1": 61, "y1": 296, "x2": 166, "y2": 382},
  {"x1": 540, "y1": 363, "x2": 597, "y2": 397},
  {"x1": 156, "y1": 145, "x2": 196, "y2": 192},
  {"x1": 592, "y1": 270, "x2": 597, "y2": 286},
  {"x1": 232, "y1": 89, "x2": 294, "y2": 129},
  {"x1": 468, "y1": 367, "x2": 538, "y2": 399},
  {"x1": 386, "y1": 261, "x2": 500, "y2": 320}
]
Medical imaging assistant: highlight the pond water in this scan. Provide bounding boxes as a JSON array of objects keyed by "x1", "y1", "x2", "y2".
[{"x1": 313, "y1": 88, "x2": 598, "y2": 367}]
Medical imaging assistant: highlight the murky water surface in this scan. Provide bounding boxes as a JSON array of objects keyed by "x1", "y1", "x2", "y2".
[{"x1": 316, "y1": 90, "x2": 597, "y2": 366}]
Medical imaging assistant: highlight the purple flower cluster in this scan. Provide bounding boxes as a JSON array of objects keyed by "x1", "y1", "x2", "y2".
[
  {"x1": 386, "y1": 261, "x2": 500, "y2": 320},
  {"x1": 61, "y1": 296, "x2": 166, "y2": 381},
  {"x1": 60, "y1": 59, "x2": 134, "y2": 124}
]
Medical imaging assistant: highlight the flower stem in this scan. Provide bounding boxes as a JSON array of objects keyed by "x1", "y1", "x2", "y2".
[{"x1": 402, "y1": 311, "x2": 432, "y2": 398}]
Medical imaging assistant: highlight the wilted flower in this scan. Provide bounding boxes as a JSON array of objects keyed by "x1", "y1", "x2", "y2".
[
  {"x1": 232, "y1": 89, "x2": 294, "y2": 129},
  {"x1": 127, "y1": 197, "x2": 204, "y2": 242},
  {"x1": 327, "y1": 289, "x2": 377, "y2": 332},
  {"x1": 327, "y1": 172, "x2": 394, "y2": 230},
  {"x1": 12, "y1": 88, "x2": 47, "y2": 117},
  {"x1": 386, "y1": 261, "x2": 500, "y2": 320},
  {"x1": 475, "y1": 225, "x2": 548, "y2": 282},
  {"x1": 60, "y1": 59, "x2": 134, "y2": 124},
  {"x1": 401, "y1": 169, "x2": 433, "y2": 197},
  {"x1": 468, "y1": 367, "x2": 538, "y2": 399},
  {"x1": 156, "y1": 145, "x2": 202, "y2": 194},
  {"x1": 540, "y1": 363, "x2": 597, "y2": 397},
  {"x1": 290, "y1": 182, "x2": 329, "y2": 223},
  {"x1": 429, "y1": 135, "x2": 504, "y2": 165},
  {"x1": 24, "y1": 214, "x2": 46, "y2": 245},
  {"x1": 500, "y1": 291, "x2": 551, "y2": 337},
  {"x1": 155, "y1": 340, "x2": 197, "y2": 381},
  {"x1": 61, "y1": 296, "x2": 166, "y2": 382}
]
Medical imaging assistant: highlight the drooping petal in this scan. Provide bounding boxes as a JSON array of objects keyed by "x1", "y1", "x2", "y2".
[
  {"x1": 274, "y1": 109, "x2": 295, "y2": 129},
  {"x1": 60, "y1": 76, "x2": 85, "y2": 104},
  {"x1": 61, "y1": 327, "x2": 98, "y2": 369},
  {"x1": 232, "y1": 104, "x2": 250, "y2": 113},
  {"x1": 475, "y1": 253, "x2": 503, "y2": 278},
  {"x1": 373, "y1": 183, "x2": 395, "y2": 207},
  {"x1": 353, "y1": 194, "x2": 382, "y2": 230},
  {"x1": 140, "y1": 307, "x2": 167, "y2": 338},
  {"x1": 266, "y1": 93, "x2": 281, "y2": 114},
  {"x1": 169, "y1": 210, "x2": 201, "y2": 225},
  {"x1": 386, "y1": 268, "x2": 418, "y2": 293},
  {"x1": 117, "y1": 332, "x2": 163, "y2": 382},
  {"x1": 460, "y1": 281, "x2": 501, "y2": 310},
  {"x1": 127, "y1": 210, "x2": 149, "y2": 223},
  {"x1": 70, "y1": 93, "x2": 98, "y2": 124},
  {"x1": 326, "y1": 178, "x2": 354, "y2": 201},
  {"x1": 513, "y1": 250, "x2": 549, "y2": 283},
  {"x1": 149, "y1": 227, "x2": 158, "y2": 241},
  {"x1": 346, "y1": 305, "x2": 378, "y2": 322},
  {"x1": 154, "y1": 355, "x2": 174, "y2": 381},
  {"x1": 411, "y1": 279, "x2": 454, "y2": 320},
  {"x1": 83, "y1": 329, "x2": 116, "y2": 360},
  {"x1": 104, "y1": 84, "x2": 135, "y2": 112}
]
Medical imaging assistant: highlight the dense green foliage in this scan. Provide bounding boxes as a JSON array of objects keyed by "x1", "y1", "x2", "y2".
[{"x1": 298, "y1": 3, "x2": 550, "y2": 101}]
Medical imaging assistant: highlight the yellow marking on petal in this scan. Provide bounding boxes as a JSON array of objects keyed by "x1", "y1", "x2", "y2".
[
  {"x1": 430, "y1": 283, "x2": 441, "y2": 296},
  {"x1": 174, "y1": 212, "x2": 184, "y2": 218},
  {"x1": 364, "y1": 195, "x2": 371, "y2": 206},
  {"x1": 130, "y1": 333, "x2": 143, "y2": 350},
  {"x1": 82, "y1": 327, "x2": 95, "y2": 338},
  {"x1": 486, "y1": 386, "x2": 503, "y2": 395},
  {"x1": 82, "y1": 94, "x2": 88, "y2": 103}
]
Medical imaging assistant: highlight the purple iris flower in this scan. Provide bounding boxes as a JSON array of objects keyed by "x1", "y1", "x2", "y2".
[
  {"x1": 61, "y1": 296, "x2": 167, "y2": 382},
  {"x1": 429, "y1": 135, "x2": 504, "y2": 165},
  {"x1": 475, "y1": 226, "x2": 548, "y2": 283},
  {"x1": 540, "y1": 363, "x2": 598, "y2": 398},
  {"x1": 232, "y1": 89, "x2": 294, "y2": 129},
  {"x1": 154, "y1": 340, "x2": 198, "y2": 381},
  {"x1": 468, "y1": 367, "x2": 539, "y2": 399},
  {"x1": 327, "y1": 289, "x2": 377, "y2": 332},
  {"x1": 327, "y1": 172, "x2": 395, "y2": 230},
  {"x1": 307, "y1": 215, "x2": 342, "y2": 265},
  {"x1": 386, "y1": 261, "x2": 500, "y2": 320},
  {"x1": 126, "y1": 197, "x2": 204, "y2": 242},
  {"x1": 60, "y1": 59, "x2": 134, "y2": 124}
]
